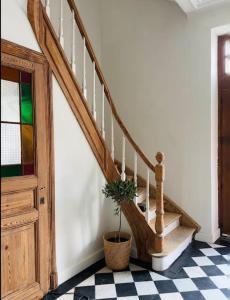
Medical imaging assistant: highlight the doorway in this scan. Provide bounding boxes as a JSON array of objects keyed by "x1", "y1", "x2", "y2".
[
  {"x1": 1, "y1": 40, "x2": 55, "y2": 299},
  {"x1": 218, "y1": 35, "x2": 230, "y2": 235}
]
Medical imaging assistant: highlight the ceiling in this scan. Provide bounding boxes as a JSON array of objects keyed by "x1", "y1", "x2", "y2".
[{"x1": 172, "y1": 0, "x2": 230, "y2": 13}]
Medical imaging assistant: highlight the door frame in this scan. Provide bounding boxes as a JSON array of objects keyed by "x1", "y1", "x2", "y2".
[
  {"x1": 1, "y1": 39, "x2": 58, "y2": 291},
  {"x1": 218, "y1": 34, "x2": 230, "y2": 234}
]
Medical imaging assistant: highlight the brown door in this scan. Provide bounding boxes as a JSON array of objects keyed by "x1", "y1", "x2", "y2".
[
  {"x1": 218, "y1": 35, "x2": 230, "y2": 234},
  {"x1": 1, "y1": 41, "x2": 52, "y2": 299}
]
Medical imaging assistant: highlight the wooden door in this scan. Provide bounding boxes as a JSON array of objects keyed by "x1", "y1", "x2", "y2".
[
  {"x1": 218, "y1": 35, "x2": 230, "y2": 234},
  {"x1": 1, "y1": 41, "x2": 52, "y2": 299}
]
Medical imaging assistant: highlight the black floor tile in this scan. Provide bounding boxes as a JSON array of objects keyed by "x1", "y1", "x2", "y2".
[
  {"x1": 181, "y1": 291, "x2": 206, "y2": 300},
  {"x1": 192, "y1": 277, "x2": 218, "y2": 290},
  {"x1": 95, "y1": 273, "x2": 114, "y2": 285},
  {"x1": 201, "y1": 265, "x2": 224, "y2": 276},
  {"x1": 74, "y1": 286, "x2": 95, "y2": 300},
  {"x1": 139, "y1": 295, "x2": 161, "y2": 300},
  {"x1": 154, "y1": 280, "x2": 178, "y2": 294},
  {"x1": 209, "y1": 255, "x2": 228, "y2": 265},
  {"x1": 115, "y1": 282, "x2": 137, "y2": 297},
  {"x1": 131, "y1": 270, "x2": 152, "y2": 282}
]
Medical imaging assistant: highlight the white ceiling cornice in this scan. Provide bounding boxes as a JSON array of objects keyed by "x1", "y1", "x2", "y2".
[{"x1": 172, "y1": 0, "x2": 230, "y2": 13}]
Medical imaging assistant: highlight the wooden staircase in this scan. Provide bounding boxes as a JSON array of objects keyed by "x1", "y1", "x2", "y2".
[{"x1": 28, "y1": 0, "x2": 200, "y2": 274}]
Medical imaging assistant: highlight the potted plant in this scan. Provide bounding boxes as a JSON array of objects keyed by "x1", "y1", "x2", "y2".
[{"x1": 102, "y1": 179, "x2": 137, "y2": 270}]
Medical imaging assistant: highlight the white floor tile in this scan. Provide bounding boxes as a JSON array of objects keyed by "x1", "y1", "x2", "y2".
[
  {"x1": 95, "y1": 284, "x2": 117, "y2": 299},
  {"x1": 97, "y1": 266, "x2": 113, "y2": 273},
  {"x1": 77, "y1": 275, "x2": 95, "y2": 286},
  {"x1": 208, "y1": 243, "x2": 225, "y2": 248},
  {"x1": 150, "y1": 271, "x2": 168, "y2": 281},
  {"x1": 129, "y1": 263, "x2": 145, "y2": 271},
  {"x1": 199, "y1": 248, "x2": 221, "y2": 257},
  {"x1": 192, "y1": 256, "x2": 214, "y2": 266},
  {"x1": 223, "y1": 254, "x2": 230, "y2": 262},
  {"x1": 117, "y1": 297, "x2": 139, "y2": 300},
  {"x1": 160, "y1": 292, "x2": 183, "y2": 300},
  {"x1": 113, "y1": 271, "x2": 134, "y2": 283},
  {"x1": 173, "y1": 278, "x2": 198, "y2": 292},
  {"x1": 201, "y1": 289, "x2": 227, "y2": 300},
  {"x1": 135, "y1": 281, "x2": 158, "y2": 295},
  {"x1": 217, "y1": 264, "x2": 230, "y2": 275},
  {"x1": 183, "y1": 266, "x2": 207, "y2": 278},
  {"x1": 210, "y1": 275, "x2": 230, "y2": 289}
]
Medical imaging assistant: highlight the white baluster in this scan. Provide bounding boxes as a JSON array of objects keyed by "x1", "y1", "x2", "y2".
[
  {"x1": 82, "y1": 37, "x2": 87, "y2": 99},
  {"x1": 45, "y1": 0, "x2": 50, "y2": 18},
  {"x1": 121, "y1": 135, "x2": 126, "y2": 181},
  {"x1": 71, "y1": 10, "x2": 76, "y2": 75},
  {"x1": 92, "y1": 62, "x2": 96, "y2": 120},
  {"x1": 134, "y1": 151, "x2": 138, "y2": 205},
  {"x1": 59, "y1": 0, "x2": 64, "y2": 48},
  {"x1": 101, "y1": 84, "x2": 105, "y2": 139},
  {"x1": 145, "y1": 168, "x2": 150, "y2": 222},
  {"x1": 111, "y1": 113, "x2": 114, "y2": 161}
]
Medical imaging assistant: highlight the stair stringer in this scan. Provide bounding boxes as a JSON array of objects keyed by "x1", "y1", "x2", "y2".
[
  {"x1": 27, "y1": 0, "x2": 159, "y2": 265},
  {"x1": 28, "y1": 0, "x2": 201, "y2": 272}
]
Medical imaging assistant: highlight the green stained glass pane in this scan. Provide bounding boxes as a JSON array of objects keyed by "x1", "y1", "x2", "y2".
[
  {"x1": 1, "y1": 165, "x2": 22, "y2": 178},
  {"x1": 21, "y1": 83, "x2": 33, "y2": 124}
]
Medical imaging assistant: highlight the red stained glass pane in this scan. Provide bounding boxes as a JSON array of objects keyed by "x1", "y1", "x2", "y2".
[{"x1": 23, "y1": 164, "x2": 34, "y2": 176}]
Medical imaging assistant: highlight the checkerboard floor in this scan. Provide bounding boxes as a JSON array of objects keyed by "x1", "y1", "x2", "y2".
[{"x1": 57, "y1": 242, "x2": 230, "y2": 300}]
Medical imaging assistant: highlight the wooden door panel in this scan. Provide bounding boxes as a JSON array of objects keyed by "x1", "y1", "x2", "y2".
[
  {"x1": 1, "y1": 225, "x2": 36, "y2": 298},
  {"x1": 1, "y1": 40, "x2": 54, "y2": 299}
]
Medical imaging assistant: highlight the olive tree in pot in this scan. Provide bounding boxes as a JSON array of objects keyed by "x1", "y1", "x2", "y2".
[{"x1": 102, "y1": 179, "x2": 137, "y2": 270}]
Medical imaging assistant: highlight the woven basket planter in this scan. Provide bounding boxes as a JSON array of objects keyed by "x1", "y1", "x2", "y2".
[{"x1": 103, "y1": 231, "x2": 132, "y2": 271}]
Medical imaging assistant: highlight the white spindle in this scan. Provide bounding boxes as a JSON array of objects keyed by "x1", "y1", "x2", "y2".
[
  {"x1": 134, "y1": 151, "x2": 138, "y2": 205},
  {"x1": 45, "y1": 0, "x2": 50, "y2": 18},
  {"x1": 71, "y1": 10, "x2": 76, "y2": 74},
  {"x1": 101, "y1": 84, "x2": 105, "y2": 139},
  {"x1": 82, "y1": 37, "x2": 87, "y2": 99},
  {"x1": 111, "y1": 113, "x2": 114, "y2": 161},
  {"x1": 59, "y1": 0, "x2": 64, "y2": 47},
  {"x1": 145, "y1": 168, "x2": 150, "y2": 222},
  {"x1": 121, "y1": 135, "x2": 126, "y2": 181},
  {"x1": 92, "y1": 62, "x2": 96, "y2": 120}
]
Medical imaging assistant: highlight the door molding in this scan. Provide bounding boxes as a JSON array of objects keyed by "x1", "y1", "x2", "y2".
[{"x1": 1, "y1": 39, "x2": 58, "y2": 292}]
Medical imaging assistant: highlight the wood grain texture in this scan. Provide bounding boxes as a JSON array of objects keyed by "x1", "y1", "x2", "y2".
[{"x1": 1, "y1": 39, "x2": 54, "y2": 299}]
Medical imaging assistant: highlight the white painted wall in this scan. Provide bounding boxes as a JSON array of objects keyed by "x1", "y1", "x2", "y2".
[
  {"x1": 99, "y1": 0, "x2": 230, "y2": 242},
  {"x1": 1, "y1": 0, "x2": 117, "y2": 285}
]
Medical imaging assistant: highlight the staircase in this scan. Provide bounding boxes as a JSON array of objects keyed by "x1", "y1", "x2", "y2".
[{"x1": 28, "y1": 0, "x2": 200, "y2": 273}]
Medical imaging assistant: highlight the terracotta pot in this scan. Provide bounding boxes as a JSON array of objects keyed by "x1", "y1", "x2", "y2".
[{"x1": 103, "y1": 231, "x2": 132, "y2": 271}]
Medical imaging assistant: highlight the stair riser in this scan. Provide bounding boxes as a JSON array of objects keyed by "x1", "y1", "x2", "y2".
[
  {"x1": 152, "y1": 234, "x2": 193, "y2": 271},
  {"x1": 163, "y1": 218, "x2": 180, "y2": 237}
]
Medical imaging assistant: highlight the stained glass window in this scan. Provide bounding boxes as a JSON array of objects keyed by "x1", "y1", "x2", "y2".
[{"x1": 1, "y1": 66, "x2": 34, "y2": 178}]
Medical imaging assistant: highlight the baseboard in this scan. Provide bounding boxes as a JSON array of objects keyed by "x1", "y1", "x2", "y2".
[
  {"x1": 58, "y1": 248, "x2": 104, "y2": 284},
  {"x1": 195, "y1": 228, "x2": 220, "y2": 243}
]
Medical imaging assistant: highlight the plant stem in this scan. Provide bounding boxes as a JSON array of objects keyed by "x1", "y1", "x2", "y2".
[{"x1": 118, "y1": 206, "x2": 121, "y2": 243}]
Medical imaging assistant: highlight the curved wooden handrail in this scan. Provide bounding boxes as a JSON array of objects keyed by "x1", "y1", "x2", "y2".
[{"x1": 67, "y1": 0, "x2": 155, "y2": 173}]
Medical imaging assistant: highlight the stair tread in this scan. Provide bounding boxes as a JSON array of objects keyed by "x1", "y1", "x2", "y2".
[
  {"x1": 150, "y1": 226, "x2": 195, "y2": 257},
  {"x1": 149, "y1": 212, "x2": 181, "y2": 230}
]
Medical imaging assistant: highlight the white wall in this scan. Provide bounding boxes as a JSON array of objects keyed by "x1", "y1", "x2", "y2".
[
  {"x1": 1, "y1": 0, "x2": 117, "y2": 285},
  {"x1": 100, "y1": 0, "x2": 230, "y2": 242}
]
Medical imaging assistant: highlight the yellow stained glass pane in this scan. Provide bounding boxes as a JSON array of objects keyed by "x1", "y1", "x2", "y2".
[{"x1": 21, "y1": 125, "x2": 34, "y2": 165}]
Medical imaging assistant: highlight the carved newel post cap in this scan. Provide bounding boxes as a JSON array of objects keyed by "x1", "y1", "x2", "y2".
[{"x1": 156, "y1": 152, "x2": 164, "y2": 164}]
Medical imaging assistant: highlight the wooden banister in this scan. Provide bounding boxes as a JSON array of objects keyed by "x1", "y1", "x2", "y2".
[
  {"x1": 66, "y1": 0, "x2": 155, "y2": 173},
  {"x1": 154, "y1": 152, "x2": 165, "y2": 253}
]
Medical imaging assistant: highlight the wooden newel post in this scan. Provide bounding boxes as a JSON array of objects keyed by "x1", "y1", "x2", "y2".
[{"x1": 154, "y1": 152, "x2": 165, "y2": 253}]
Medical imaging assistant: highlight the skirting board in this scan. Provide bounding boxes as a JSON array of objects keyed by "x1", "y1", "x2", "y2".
[
  {"x1": 195, "y1": 228, "x2": 220, "y2": 243},
  {"x1": 58, "y1": 248, "x2": 104, "y2": 284}
]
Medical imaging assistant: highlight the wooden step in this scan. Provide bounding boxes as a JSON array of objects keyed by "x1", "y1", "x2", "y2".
[
  {"x1": 150, "y1": 226, "x2": 195, "y2": 271},
  {"x1": 137, "y1": 187, "x2": 146, "y2": 203},
  {"x1": 150, "y1": 226, "x2": 195, "y2": 257},
  {"x1": 149, "y1": 212, "x2": 181, "y2": 231}
]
